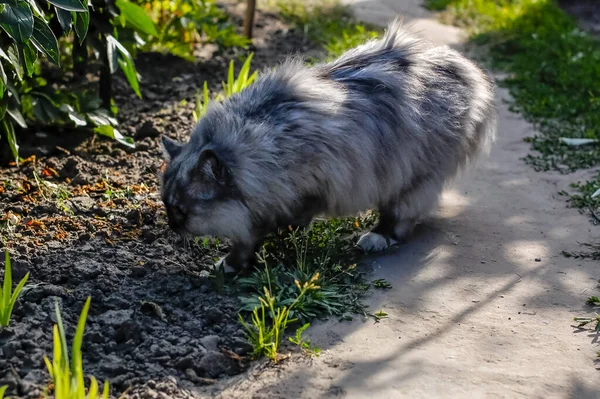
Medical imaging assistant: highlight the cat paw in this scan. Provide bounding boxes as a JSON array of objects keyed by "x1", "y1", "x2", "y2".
[
  {"x1": 214, "y1": 257, "x2": 238, "y2": 274},
  {"x1": 357, "y1": 232, "x2": 397, "y2": 253}
]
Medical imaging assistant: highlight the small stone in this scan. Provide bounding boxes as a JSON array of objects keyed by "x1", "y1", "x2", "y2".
[
  {"x1": 205, "y1": 307, "x2": 223, "y2": 325},
  {"x1": 534, "y1": 258, "x2": 541, "y2": 262},
  {"x1": 197, "y1": 351, "x2": 236, "y2": 379},
  {"x1": 199, "y1": 335, "x2": 220, "y2": 352},
  {"x1": 175, "y1": 356, "x2": 195, "y2": 370}
]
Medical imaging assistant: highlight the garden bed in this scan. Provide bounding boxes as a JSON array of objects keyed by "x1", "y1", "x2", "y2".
[{"x1": 0, "y1": 4, "x2": 328, "y2": 398}]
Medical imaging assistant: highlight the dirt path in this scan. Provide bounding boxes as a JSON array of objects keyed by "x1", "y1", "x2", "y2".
[{"x1": 211, "y1": 2, "x2": 600, "y2": 398}]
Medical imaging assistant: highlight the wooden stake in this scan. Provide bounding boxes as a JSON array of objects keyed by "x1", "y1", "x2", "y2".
[{"x1": 243, "y1": 0, "x2": 257, "y2": 39}]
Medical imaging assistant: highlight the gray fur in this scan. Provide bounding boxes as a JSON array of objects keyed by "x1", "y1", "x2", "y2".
[{"x1": 160, "y1": 18, "x2": 497, "y2": 269}]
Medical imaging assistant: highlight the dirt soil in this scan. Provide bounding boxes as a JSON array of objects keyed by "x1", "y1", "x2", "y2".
[
  {"x1": 0, "y1": 3, "x2": 325, "y2": 398},
  {"x1": 3, "y1": 1, "x2": 600, "y2": 398}
]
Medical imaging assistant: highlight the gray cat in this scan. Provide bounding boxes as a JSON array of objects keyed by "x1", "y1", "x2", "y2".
[{"x1": 160, "y1": 18, "x2": 497, "y2": 272}]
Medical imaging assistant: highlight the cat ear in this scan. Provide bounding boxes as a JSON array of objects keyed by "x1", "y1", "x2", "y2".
[
  {"x1": 161, "y1": 136, "x2": 183, "y2": 161},
  {"x1": 197, "y1": 149, "x2": 227, "y2": 183}
]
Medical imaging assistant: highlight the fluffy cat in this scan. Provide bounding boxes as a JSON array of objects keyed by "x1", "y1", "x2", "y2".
[{"x1": 159, "y1": 18, "x2": 497, "y2": 272}]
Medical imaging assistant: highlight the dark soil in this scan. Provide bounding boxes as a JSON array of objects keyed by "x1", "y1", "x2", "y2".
[{"x1": 0, "y1": 4, "x2": 324, "y2": 398}]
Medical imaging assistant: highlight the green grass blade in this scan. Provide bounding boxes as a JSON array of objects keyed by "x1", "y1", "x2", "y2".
[
  {"x1": 54, "y1": 299, "x2": 70, "y2": 372},
  {"x1": 235, "y1": 53, "x2": 253, "y2": 92},
  {"x1": 88, "y1": 375, "x2": 99, "y2": 398},
  {"x1": 1, "y1": 251, "x2": 12, "y2": 326},
  {"x1": 0, "y1": 385, "x2": 7, "y2": 399},
  {"x1": 102, "y1": 380, "x2": 110, "y2": 398},
  {"x1": 8, "y1": 271, "x2": 28, "y2": 321},
  {"x1": 72, "y1": 296, "x2": 91, "y2": 393},
  {"x1": 227, "y1": 60, "x2": 234, "y2": 97},
  {"x1": 203, "y1": 81, "x2": 209, "y2": 109},
  {"x1": 247, "y1": 70, "x2": 258, "y2": 86}
]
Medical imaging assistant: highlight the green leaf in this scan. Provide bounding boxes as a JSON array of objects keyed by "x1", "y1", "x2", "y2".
[
  {"x1": 19, "y1": 39, "x2": 36, "y2": 77},
  {"x1": 0, "y1": 62, "x2": 6, "y2": 98},
  {"x1": 3, "y1": 45, "x2": 22, "y2": 80},
  {"x1": 0, "y1": 2, "x2": 34, "y2": 43},
  {"x1": 87, "y1": 108, "x2": 117, "y2": 126},
  {"x1": 45, "y1": 0, "x2": 85, "y2": 12},
  {"x1": 7, "y1": 106, "x2": 26, "y2": 127},
  {"x1": 115, "y1": 0, "x2": 157, "y2": 36},
  {"x1": 54, "y1": 7, "x2": 71, "y2": 33},
  {"x1": 73, "y1": 9, "x2": 88, "y2": 43},
  {"x1": 32, "y1": 94, "x2": 60, "y2": 122},
  {"x1": 30, "y1": 16, "x2": 59, "y2": 64},
  {"x1": 94, "y1": 125, "x2": 135, "y2": 148},
  {"x1": 1, "y1": 250, "x2": 12, "y2": 326},
  {"x1": 1, "y1": 119, "x2": 18, "y2": 164},
  {"x1": 26, "y1": 0, "x2": 44, "y2": 18},
  {"x1": 106, "y1": 35, "x2": 141, "y2": 98},
  {"x1": 106, "y1": 35, "x2": 118, "y2": 74},
  {"x1": 59, "y1": 104, "x2": 86, "y2": 126}
]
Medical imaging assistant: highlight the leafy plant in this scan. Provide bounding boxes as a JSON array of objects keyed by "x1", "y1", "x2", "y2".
[
  {"x1": 0, "y1": 250, "x2": 30, "y2": 327},
  {"x1": 372, "y1": 278, "x2": 392, "y2": 289},
  {"x1": 238, "y1": 264, "x2": 321, "y2": 363},
  {"x1": 288, "y1": 322, "x2": 321, "y2": 356},
  {"x1": 140, "y1": 0, "x2": 249, "y2": 60},
  {"x1": 192, "y1": 53, "x2": 258, "y2": 122},
  {"x1": 43, "y1": 296, "x2": 110, "y2": 399},
  {"x1": 0, "y1": 0, "x2": 159, "y2": 161}
]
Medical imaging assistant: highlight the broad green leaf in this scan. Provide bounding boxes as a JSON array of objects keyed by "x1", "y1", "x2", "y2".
[
  {"x1": 106, "y1": 35, "x2": 118, "y2": 73},
  {"x1": 4, "y1": 45, "x2": 22, "y2": 80},
  {"x1": 0, "y1": 2, "x2": 34, "y2": 43},
  {"x1": 19, "y1": 39, "x2": 36, "y2": 77},
  {"x1": 73, "y1": 9, "x2": 88, "y2": 43},
  {"x1": 31, "y1": 16, "x2": 59, "y2": 64},
  {"x1": 114, "y1": 0, "x2": 157, "y2": 36},
  {"x1": 106, "y1": 35, "x2": 141, "y2": 98},
  {"x1": 32, "y1": 95, "x2": 60, "y2": 122},
  {"x1": 26, "y1": 0, "x2": 44, "y2": 18},
  {"x1": 54, "y1": 7, "x2": 71, "y2": 33},
  {"x1": 94, "y1": 125, "x2": 135, "y2": 148},
  {"x1": 117, "y1": 57, "x2": 140, "y2": 98},
  {"x1": 87, "y1": 108, "x2": 117, "y2": 126},
  {"x1": 7, "y1": 106, "x2": 26, "y2": 127},
  {"x1": 59, "y1": 104, "x2": 86, "y2": 126},
  {"x1": 46, "y1": 0, "x2": 85, "y2": 12}
]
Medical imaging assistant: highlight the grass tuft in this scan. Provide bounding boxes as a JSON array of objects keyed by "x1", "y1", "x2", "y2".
[
  {"x1": 0, "y1": 250, "x2": 30, "y2": 327},
  {"x1": 43, "y1": 296, "x2": 110, "y2": 399}
]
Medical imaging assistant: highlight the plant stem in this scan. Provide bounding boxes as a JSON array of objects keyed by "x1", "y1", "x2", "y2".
[{"x1": 243, "y1": 0, "x2": 257, "y2": 39}]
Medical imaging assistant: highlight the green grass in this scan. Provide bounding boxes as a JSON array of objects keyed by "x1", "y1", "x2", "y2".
[
  {"x1": 43, "y1": 297, "x2": 110, "y2": 399},
  {"x1": 274, "y1": 0, "x2": 380, "y2": 60},
  {"x1": 193, "y1": 53, "x2": 258, "y2": 122},
  {"x1": 1, "y1": 250, "x2": 30, "y2": 327},
  {"x1": 427, "y1": 0, "x2": 600, "y2": 172}
]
